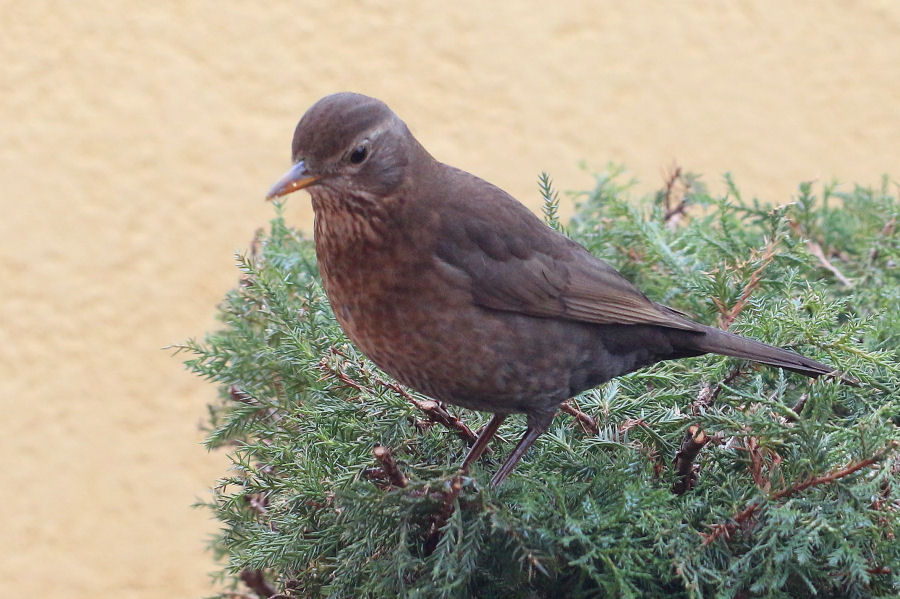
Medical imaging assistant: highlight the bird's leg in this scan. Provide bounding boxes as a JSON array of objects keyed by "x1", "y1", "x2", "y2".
[
  {"x1": 489, "y1": 413, "x2": 553, "y2": 487},
  {"x1": 460, "y1": 413, "x2": 507, "y2": 474}
]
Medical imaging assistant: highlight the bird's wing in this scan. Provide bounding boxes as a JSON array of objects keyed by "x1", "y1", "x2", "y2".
[
  {"x1": 557, "y1": 258, "x2": 701, "y2": 330},
  {"x1": 432, "y1": 192, "x2": 701, "y2": 332}
]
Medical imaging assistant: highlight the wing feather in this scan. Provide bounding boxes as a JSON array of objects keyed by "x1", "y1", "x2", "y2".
[{"x1": 432, "y1": 189, "x2": 700, "y2": 332}]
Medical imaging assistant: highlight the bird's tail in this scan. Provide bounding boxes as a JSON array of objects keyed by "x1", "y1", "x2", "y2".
[{"x1": 688, "y1": 324, "x2": 856, "y2": 384}]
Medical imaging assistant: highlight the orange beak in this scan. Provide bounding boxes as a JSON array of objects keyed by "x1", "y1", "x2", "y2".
[{"x1": 265, "y1": 161, "x2": 321, "y2": 200}]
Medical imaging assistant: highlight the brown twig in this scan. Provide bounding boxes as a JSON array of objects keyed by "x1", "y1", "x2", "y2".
[
  {"x1": 229, "y1": 384, "x2": 258, "y2": 405},
  {"x1": 619, "y1": 418, "x2": 650, "y2": 435},
  {"x1": 373, "y1": 445, "x2": 408, "y2": 488},
  {"x1": 702, "y1": 441, "x2": 898, "y2": 545},
  {"x1": 775, "y1": 447, "x2": 895, "y2": 501},
  {"x1": 869, "y1": 216, "x2": 896, "y2": 262},
  {"x1": 805, "y1": 238, "x2": 853, "y2": 288},
  {"x1": 673, "y1": 368, "x2": 742, "y2": 494},
  {"x1": 560, "y1": 400, "x2": 600, "y2": 436},
  {"x1": 672, "y1": 424, "x2": 711, "y2": 495},
  {"x1": 693, "y1": 367, "x2": 744, "y2": 415},
  {"x1": 786, "y1": 393, "x2": 809, "y2": 422},
  {"x1": 318, "y1": 358, "x2": 365, "y2": 394},
  {"x1": 663, "y1": 165, "x2": 680, "y2": 211},
  {"x1": 239, "y1": 228, "x2": 267, "y2": 288},
  {"x1": 714, "y1": 239, "x2": 778, "y2": 330},
  {"x1": 370, "y1": 373, "x2": 480, "y2": 445},
  {"x1": 662, "y1": 165, "x2": 690, "y2": 226},
  {"x1": 424, "y1": 475, "x2": 464, "y2": 555},
  {"x1": 318, "y1": 350, "x2": 480, "y2": 446},
  {"x1": 244, "y1": 492, "x2": 269, "y2": 516},
  {"x1": 249, "y1": 227, "x2": 265, "y2": 260},
  {"x1": 786, "y1": 218, "x2": 853, "y2": 288},
  {"x1": 240, "y1": 569, "x2": 277, "y2": 599},
  {"x1": 734, "y1": 435, "x2": 782, "y2": 493}
]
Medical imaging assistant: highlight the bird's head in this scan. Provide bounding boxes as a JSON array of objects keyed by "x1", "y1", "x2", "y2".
[{"x1": 266, "y1": 93, "x2": 420, "y2": 202}]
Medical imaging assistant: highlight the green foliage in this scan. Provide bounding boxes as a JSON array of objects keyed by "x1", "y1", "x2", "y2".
[
  {"x1": 179, "y1": 172, "x2": 900, "y2": 598},
  {"x1": 539, "y1": 171, "x2": 565, "y2": 234}
]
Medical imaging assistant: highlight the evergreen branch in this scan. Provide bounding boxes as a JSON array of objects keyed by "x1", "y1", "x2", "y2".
[
  {"x1": 424, "y1": 475, "x2": 464, "y2": 555},
  {"x1": 244, "y1": 492, "x2": 269, "y2": 517},
  {"x1": 715, "y1": 238, "x2": 778, "y2": 330},
  {"x1": 238, "y1": 228, "x2": 267, "y2": 288},
  {"x1": 316, "y1": 355, "x2": 365, "y2": 395},
  {"x1": 538, "y1": 172, "x2": 562, "y2": 232},
  {"x1": 733, "y1": 435, "x2": 782, "y2": 493},
  {"x1": 617, "y1": 417, "x2": 650, "y2": 435},
  {"x1": 773, "y1": 441, "x2": 897, "y2": 501},
  {"x1": 702, "y1": 441, "x2": 899, "y2": 545}
]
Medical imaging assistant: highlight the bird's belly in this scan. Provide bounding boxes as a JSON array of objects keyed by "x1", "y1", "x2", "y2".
[{"x1": 324, "y1": 275, "x2": 604, "y2": 414}]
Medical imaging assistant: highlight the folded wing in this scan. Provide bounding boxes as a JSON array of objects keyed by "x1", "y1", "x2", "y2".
[{"x1": 433, "y1": 198, "x2": 701, "y2": 332}]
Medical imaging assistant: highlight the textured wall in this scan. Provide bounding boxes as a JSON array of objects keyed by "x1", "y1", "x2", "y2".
[{"x1": 2, "y1": 1, "x2": 898, "y2": 597}]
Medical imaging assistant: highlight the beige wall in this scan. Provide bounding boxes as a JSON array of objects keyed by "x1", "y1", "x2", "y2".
[{"x1": 3, "y1": 2, "x2": 898, "y2": 597}]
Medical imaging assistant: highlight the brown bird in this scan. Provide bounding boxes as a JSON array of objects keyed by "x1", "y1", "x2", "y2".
[{"x1": 267, "y1": 92, "x2": 845, "y2": 487}]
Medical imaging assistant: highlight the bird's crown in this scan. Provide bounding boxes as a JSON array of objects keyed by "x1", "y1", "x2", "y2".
[{"x1": 291, "y1": 92, "x2": 397, "y2": 167}]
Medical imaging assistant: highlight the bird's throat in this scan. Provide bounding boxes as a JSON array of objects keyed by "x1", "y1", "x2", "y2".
[{"x1": 312, "y1": 191, "x2": 392, "y2": 246}]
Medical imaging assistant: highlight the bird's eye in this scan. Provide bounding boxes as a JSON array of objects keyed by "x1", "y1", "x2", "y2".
[{"x1": 349, "y1": 144, "x2": 368, "y2": 164}]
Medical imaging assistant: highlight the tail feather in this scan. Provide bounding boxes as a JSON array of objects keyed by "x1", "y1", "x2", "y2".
[{"x1": 688, "y1": 324, "x2": 857, "y2": 385}]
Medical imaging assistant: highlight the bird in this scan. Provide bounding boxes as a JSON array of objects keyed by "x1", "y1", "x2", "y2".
[{"x1": 266, "y1": 92, "x2": 847, "y2": 487}]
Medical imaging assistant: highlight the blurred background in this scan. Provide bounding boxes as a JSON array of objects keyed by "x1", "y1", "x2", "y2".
[{"x1": 2, "y1": 1, "x2": 898, "y2": 596}]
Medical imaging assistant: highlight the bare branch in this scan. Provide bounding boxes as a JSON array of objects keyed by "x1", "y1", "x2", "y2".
[
  {"x1": 672, "y1": 424, "x2": 710, "y2": 495},
  {"x1": 693, "y1": 367, "x2": 744, "y2": 415},
  {"x1": 560, "y1": 400, "x2": 599, "y2": 436},
  {"x1": 229, "y1": 384, "x2": 258, "y2": 405},
  {"x1": 716, "y1": 240, "x2": 778, "y2": 330},
  {"x1": 662, "y1": 165, "x2": 691, "y2": 226},
  {"x1": 373, "y1": 445, "x2": 408, "y2": 488},
  {"x1": 773, "y1": 443, "x2": 896, "y2": 501},
  {"x1": 805, "y1": 237, "x2": 853, "y2": 288},
  {"x1": 702, "y1": 441, "x2": 898, "y2": 545},
  {"x1": 240, "y1": 569, "x2": 277, "y2": 599},
  {"x1": 318, "y1": 350, "x2": 480, "y2": 446},
  {"x1": 371, "y1": 373, "x2": 481, "y2": 445},
  {"x1": 869, "y1": 216, "x2": 896, "y2": 262},
  {"x1": 786, "y1": 393, "x2": 809, "y2": 422},
  {"x1": 787, "y1": 218, "x2": 853, "y2": 287},
  {"x1": 424, "y1": 475, "x2": 464, "y2": 555}
]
